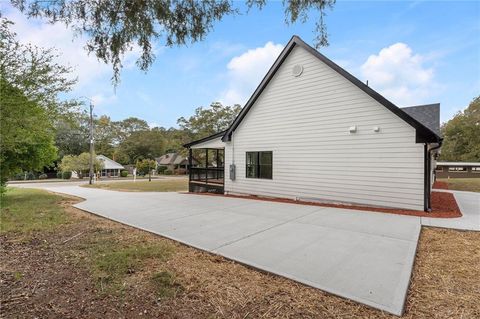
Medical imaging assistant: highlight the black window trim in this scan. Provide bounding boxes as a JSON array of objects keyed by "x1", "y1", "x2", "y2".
[{"x1": 246, "y1": 151, "x2": 272, "y2": 179}]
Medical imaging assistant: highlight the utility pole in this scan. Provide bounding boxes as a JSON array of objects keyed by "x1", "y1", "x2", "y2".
[{"x1": 89, "y1": 101, "x2": 94, "y2": 185}]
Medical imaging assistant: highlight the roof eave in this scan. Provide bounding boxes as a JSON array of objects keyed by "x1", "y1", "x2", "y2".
[{"x1": 183, "y1": 130, "x2": 227, "y2": 148}]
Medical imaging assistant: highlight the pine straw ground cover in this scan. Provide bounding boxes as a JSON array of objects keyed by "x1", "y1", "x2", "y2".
[{"x1": 1, "y1": 188, "x2": 479, "y2": 318}]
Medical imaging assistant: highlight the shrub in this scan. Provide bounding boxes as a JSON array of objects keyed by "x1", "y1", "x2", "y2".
[
  {"x1": 38, "y1": 173, "x2": 48, "y2": 179},
  {"x1": 120, "y1": 170, "x2": 128, "y2": 177},
  {"x1": 26, "y1": 172, "x2": 36, "y2": 180},
  {"x1": 62, "y1": 171, "x2": 72, "y2": 179},
  {"x1": 56, "y1": 171, "x2": 63, "y2": 179},
  {"x1": 157, "y1": 166, "x2": 167, "y2": 174},
  {"x1": 13, "y1": 172, "x2": 25, "y2": 180},
  {"x1": 164, "y1": 170, "x2": 173, "y2": 175}
]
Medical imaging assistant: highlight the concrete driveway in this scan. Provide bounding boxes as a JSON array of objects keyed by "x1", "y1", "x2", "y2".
[{"x1": 15, "y1": 182, "x2": 422, "y2": 316}]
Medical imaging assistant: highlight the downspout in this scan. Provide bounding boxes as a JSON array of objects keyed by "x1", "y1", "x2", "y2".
[{"x1": 424, "y1": 140, "x2": 443, "y2": 212}]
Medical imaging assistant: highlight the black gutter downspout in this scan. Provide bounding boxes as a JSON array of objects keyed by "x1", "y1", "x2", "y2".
[
  {"x1": 424, "y1": 144, "x2": 429, "y2": 212},
  {"x1": 424, "y1": 140, "x2": 443, "y2": 212}
]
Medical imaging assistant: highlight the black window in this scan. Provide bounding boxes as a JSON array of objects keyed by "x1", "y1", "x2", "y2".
[{"x1": 246, "y1": 151, "x2": 272, "y2": 179}]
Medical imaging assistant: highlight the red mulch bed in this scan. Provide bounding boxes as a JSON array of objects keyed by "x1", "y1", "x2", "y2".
[
  {"x1": 433, "y1": 181, "x2": 449, "y2": 190},
  {"x1": 185, "y1": 191, "x2": 461, "y2": 218}
]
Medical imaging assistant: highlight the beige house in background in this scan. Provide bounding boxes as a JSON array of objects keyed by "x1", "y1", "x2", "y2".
[{"x1": 155, "y1": 153, "x2": 189, "y2": 173}]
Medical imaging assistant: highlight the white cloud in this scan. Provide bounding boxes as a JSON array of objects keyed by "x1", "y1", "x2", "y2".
[
  {"x1": 5, "y1": 10, "x2": 111, "y2": 89},
  {"x1": 4, "y1": 7, "x2": 144, "y2": 98},
  {"x1": 91, "y1": 93, "x2": 117, "y2": 106},
  {"x1": 361, "y1": 43, "x2": 436, "y2": 106},
  {"x1": 219, "y1": 42, "x2": 284, "y2": 105}
]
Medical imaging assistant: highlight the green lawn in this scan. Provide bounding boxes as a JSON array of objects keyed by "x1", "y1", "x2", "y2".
[
  {"x1": 82, "y1": 178, "x2": 188, "y2": 192},
  {"x1": 1, "y1": 187, "x2": 178, "y2": 296},
  {"x1": 0, "y1": 188, "x2": 70, "y2": 235},
  {"x1": 439, "y1": 178, "x2": 480, "y2": 192}
]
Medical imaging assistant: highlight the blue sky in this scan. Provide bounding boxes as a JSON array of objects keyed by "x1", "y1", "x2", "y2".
[{"x1": 3, "y1": 1, "x2": 480, "y2": 127}]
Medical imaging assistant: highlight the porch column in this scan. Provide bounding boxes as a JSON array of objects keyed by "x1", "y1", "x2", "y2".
[
  {"x1": 188, "y1": 148, "x2": 192, "y2": 184},
  {"x1": 205, "y1": 148, "x2": 208, "y2": 184}
]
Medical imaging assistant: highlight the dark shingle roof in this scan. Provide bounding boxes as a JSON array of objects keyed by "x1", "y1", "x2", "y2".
[{"x1": 401, "y1": 103, "x2": 441, "y2": 137}]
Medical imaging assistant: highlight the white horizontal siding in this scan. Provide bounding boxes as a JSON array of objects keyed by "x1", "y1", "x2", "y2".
[{"x1": 224, "y1": 45, "x2": 425, "y2": 211}]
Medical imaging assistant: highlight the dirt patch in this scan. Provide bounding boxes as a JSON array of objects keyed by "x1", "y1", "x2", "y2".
[
  {"x1": 186, "y1": 191, "x2": 462, "y2": 218},
  {"x1": 433, "y1": 181, "x2": 449, "y2": 189},
  {"x1": 1, "y1": 192, "x2": 478, "y2": 318}
]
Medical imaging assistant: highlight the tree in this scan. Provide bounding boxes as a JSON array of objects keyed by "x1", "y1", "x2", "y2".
[
  {"x1": 440, "y1": 96, "x2": 480, "y2": 162},
  {"x1": 94, "y1": 115, "x2": 118, "y2": 158},
  {"x1": 136, "y1": 158, "x2": 156, "y2": 181},
  {"x1": 0, "y1": 78, "x2": 57, "y2": 187},
  {"x1": 117, "y1": 117, "x2": 150, "y2": 143},
  {"x1": 117, "y1": 130, "x2": 165, "y2": 164},
  {"x1": 13, "y1": 0, "x2": 336, "y2": 83},
  {"x1": 177, "y1": 102, "x2": 242, "y2": 139},
  {"x1": 0, "y1": 18, "x2": 78, "y2": 118},
  {"x1": 55, "y1": 112, "x2": 90, "y2": 158},
  {"x1": 59, "y1": 153, "x2": 104, "y2": 177},
  {"x1": 0, "y1": 18, "x2": 77, "y2": 190}
]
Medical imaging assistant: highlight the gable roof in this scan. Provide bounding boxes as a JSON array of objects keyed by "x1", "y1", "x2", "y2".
[
  {"x1": 97, "y1": 155, "x2": 124, "y2": 170},
  {"x1": 183, "y1": 130, "x2": 226, "y2": 148},
  {"x1": 401, "y1": 103, "x2": 441, "y2": 137},
  {"x1": 155, "y1": 153, "x2": 178, "y2": 165},
  {"x1": 221, "y1": 35, "x2": 441, "y2": 143}
]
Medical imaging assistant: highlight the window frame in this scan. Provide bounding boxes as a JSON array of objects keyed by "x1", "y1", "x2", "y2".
[
  {"x1": 472, "y1": 167, "x2": 480, "y2": 173},
  {"x1": 245, "y1": 151, "x2": 273, "y2": 179},
  {"x1": 448, "y1": 166, "x2": 467, "y2": 172}
]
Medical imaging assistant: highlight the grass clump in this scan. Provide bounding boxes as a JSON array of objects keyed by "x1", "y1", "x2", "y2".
[
  {"x1": 91, "y1": 241, "x2": 174, "y2": 294},
  {"x1": 151, "y1": 271, "x2": 183, "y2": 298},
  {"x1": 0, "y1": 188, "x2": 69, "y2": 235}
]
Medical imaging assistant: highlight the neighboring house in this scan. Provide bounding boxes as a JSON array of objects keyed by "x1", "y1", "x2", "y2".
[
  {"x1": 436, "y1": 162, "x2": 480, "y2": 178},
  {"x1": 155, "y1": 153, "x2": 190, "y2": 173},
  {"x1": 97, "y1": 155, "x2": 124, "y2": 177},
  {"x1": 184, "y1": 35, "x2": 442, "y2": 212}
]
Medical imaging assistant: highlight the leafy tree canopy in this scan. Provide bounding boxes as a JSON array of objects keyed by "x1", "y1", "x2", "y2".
[
  {"x1": 117, "y1": 130, "x2": 166, "y2": 164},
  {"x1": 440, "y1": 96, "x2": 480, "y2": 162},
  {"x1": 59, "y1": 153, "x2": 104, "y2": 175},
  {"x1": 0, "y1": 18, "x2": 78, "y2": 118},
  {"x1": 177, "y1": 102, "x2": 241, "y2": 139},
  {"x1": 1, "y1": 19, "x2": 77, "y2": 187},
  {"x1": 12, "y1": 0, "x2": 335, "y2": 83},
  {"x1": 136, "y1": 158, "x2": 156, "y2": 175},
  {"x1": 0, "y1": 78, "x2": 57, "y2": 185},
  {"x1": 55, "y1": 111, "x2": 90, "y2": 158}
]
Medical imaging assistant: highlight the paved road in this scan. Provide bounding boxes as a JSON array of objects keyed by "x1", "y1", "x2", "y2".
[{"x1": 13, "y1": 182, "x2": 480, "y2": 315}]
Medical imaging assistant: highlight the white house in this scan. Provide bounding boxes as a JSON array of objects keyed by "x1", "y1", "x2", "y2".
[
  {"x1": 97, "y1": 155, "x2": 124, "y2": 177},
  {"x1": 184, "y1": 36, "x2": 442, "y2": 211}
]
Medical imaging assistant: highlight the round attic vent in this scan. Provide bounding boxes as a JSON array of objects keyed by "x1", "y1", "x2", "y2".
[{"x1": 292, "y1": 64, "x2": 303, "y2": 77}]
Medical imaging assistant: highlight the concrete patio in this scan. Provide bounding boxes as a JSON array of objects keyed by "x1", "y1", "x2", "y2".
[{"x1": 14, "y1": 182, "x2": 480, "y2": 315}]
